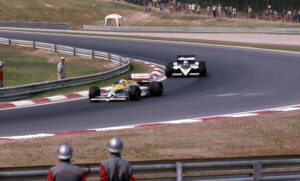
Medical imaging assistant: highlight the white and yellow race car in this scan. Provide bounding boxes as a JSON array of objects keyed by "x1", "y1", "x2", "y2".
[{"x1": 89, "y1": 73, "x2": 163, "y2": 102}]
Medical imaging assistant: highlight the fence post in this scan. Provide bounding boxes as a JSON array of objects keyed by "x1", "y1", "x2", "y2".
[
  {"x1": 8, "y1": 38, "x2": 11, "y2": 46},
  {"x1": 108, "y1": 53, "x2": 111, "y2": 62},
  {"x1": 33, "y1": 41, "x2": 36, "y2": 49},
  {"x1": 54, "y1": 44, "x2": 57, "y2": 52},
  {"x1": 73, "y1": 47, "x2": 76, "y2": 56},
  {"x1": 119, "y1": 56, "x2": 122, "y2": 66},
  {"x1": 92, "y1": 50, "x2": 95, "y2": 59},
  {"x1": 176, "y1": 162, "x2": 183, "y2": 181},
  {"x1": 253, "y1": 161, "x2": 262, "y2": 181}
]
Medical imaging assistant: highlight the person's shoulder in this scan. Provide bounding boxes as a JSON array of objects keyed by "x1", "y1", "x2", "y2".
[{"x1": 120, "y1": 157, "x2": 131, "y2": 166}]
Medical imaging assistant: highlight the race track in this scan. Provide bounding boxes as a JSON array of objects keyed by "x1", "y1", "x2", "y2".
[{"x1": 0, "y1": 31, "x2": 300, "y2": 137}]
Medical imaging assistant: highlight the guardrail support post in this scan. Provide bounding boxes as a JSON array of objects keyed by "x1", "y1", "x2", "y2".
[
  {"x1": 108, "y1": 53, "x2": 111, "y2": 62},
  {"x1": 54, "y1": 44, "x2": 57, "y2": 52},
  {"x1": 92, "y1": 50, "x2": 95, "y2": 59},
  {"x1": 73, "y1": 48, "x2": 76, "y2": 56},
  {"x1": 119, "y1": 56, "x2": 122, "y2": 66},
  {"x1": 253, "y1": 161, "x2": 262, "y2": 181},
  {"x1": 8, "y1": 38, "x2": 11, "y2": 46},
  {"x1": 176, "y1": 162, "x2": 183, "y2": 181},
  {"x1": 33, "y1": 41, "x2": 36, "y2": 49}
]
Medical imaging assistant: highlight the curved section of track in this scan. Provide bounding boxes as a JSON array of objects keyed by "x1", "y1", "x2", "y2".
[{"x1": 0, "y1": 31, "x2": 300, "y2": 137}]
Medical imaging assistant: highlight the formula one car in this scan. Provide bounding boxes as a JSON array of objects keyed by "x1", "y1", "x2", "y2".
[
  {"x1": 89, "y1": 73, "x2": 163, "y2": 102},
  {"x1": 165, "y1": 55, "x2": 207, "y2": 78}
]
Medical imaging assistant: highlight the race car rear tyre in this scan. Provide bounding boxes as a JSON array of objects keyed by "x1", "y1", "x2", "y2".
[
  {"x1": 149, "y1": 81, "x2": 163, "y2": 96},
  {"x1": 165, "y1": 62, "x2": 173, "y2": 78},
  {"x1": 129, "y1": 86, "x2": 141, "y2": 101},
  {"x1": 199, "y1": 61, "x2": 207, "y2": 77},
  {"x1": 89, "y1": 86, "x2": 100, "y2": 100}
]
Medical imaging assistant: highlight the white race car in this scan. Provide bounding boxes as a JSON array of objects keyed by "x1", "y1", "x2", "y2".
[
  {"x1": 165, "y1": 55, "x2": 207, "y2": 77},
  {"x1": 89, "y1": 73, "x2": 163, "y2": 102}
]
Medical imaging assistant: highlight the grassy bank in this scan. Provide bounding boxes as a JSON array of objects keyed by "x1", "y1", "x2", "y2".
[
  {"x1": 1, "y1": 0, "x2": 300, "y2": 29},
  {"x1": 1, "y1": 109, "x2": 300, "y2": 168},
  {"x1": 0, "y1": 45, "x2": 116, "y2": 87}
]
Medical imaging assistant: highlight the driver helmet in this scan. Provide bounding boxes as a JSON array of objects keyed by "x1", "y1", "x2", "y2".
[
  {"x1": 119, "y1": 79, "x2": 126, "y2": 85},
  {"x1": 183, "y1": 60, "x2": 188, "y2": 67}
]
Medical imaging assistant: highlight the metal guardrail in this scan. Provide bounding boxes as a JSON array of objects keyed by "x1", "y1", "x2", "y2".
[
  {"x1": 83, "y1": 25, "x2": 300, "y2": 34},
  {"x1": 1, "y1": 155, "x2": 300, "y2": 181},
  {"x1": 0, "y1": 21, "x2": 70, "y2": 30},
  {"x1": 0, "y1": 37, "x2": 130, "y2": 101}
]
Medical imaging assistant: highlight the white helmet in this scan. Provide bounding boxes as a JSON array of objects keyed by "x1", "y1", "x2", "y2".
[
  {"x1": 57, "y1": 143, "x2": 73, "y2": 160},
  {"x1": 60, "y1": 57, "x2": 65, "y2": 60},
  {"x1": 183, "y1": 60, "x2": 188, "y2": 66},
  {"x1": 119, "y1": 79, "x2": 126, "y2": 85},
  {"x1": 108, "y1": 137, "x2": 123, "y2": 153}
]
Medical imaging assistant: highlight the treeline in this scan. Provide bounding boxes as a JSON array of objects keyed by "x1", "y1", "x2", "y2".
[
  {"x1": 197, "y1": 0, "x2": 299, "y2": 13},
  {"x1": 127, "y1": 0, "x2": 299, "y2": 13}
]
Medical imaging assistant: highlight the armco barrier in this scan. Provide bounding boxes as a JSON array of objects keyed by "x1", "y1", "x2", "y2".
[
  {"x1": 0, "y1": 21, "x2": 70, "y2": 30},
  {"x1": 83, "y1": 25, "x2": 300, "y2": 34},
  {"x1": 1, "y1": 155, "x2": 300, "y2": 181},
  {"x1": 0, "y1": 37, "x2": 130, "y2": 101}
]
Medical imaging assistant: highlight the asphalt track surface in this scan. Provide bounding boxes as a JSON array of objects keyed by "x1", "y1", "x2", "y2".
[{"x1": 0, "y1": 31, "x2": 300, "y2": 137}]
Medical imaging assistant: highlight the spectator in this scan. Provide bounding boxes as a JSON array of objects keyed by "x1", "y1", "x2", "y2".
[
  {"x1": 177, "y1": 1, "x2": 181, "y2": 12},
  {"x1": 47, "y1": 143, "x2": 86, "y2": 181},
  {"x1": 0, "y1": 61, "x2": 4, "y2": 88},
  {"x1": 288, "y1": 10, "x2": 292, "y2": 22},
  {"x1": 217, "y1": 4, "x2": 222, "y2": 17},
  {"x1": 282, "y1": 9, "x2": 287, "y2": 22},
  {"x1": 100, "y1": 138, "x2": 135, "y2": 181},
  {"x1": 267, "y1": 5, "x2": 273, "y2": 21},
  {"x1": 293, "y1": 9, "x2": 298, "y2": 23},
  {"x1": 212, "y1": 5, "x2": 217, "y2": 18},
  {"x1": 248, "y1": 6, "x2": 252, "y2": 19},
  {"x1": 207, "y1": 5, "x2": 211, "y2": 17},
  {"x1": 298, "y1": 9, "x2": 300, "y2": 22},
  {"x1": 196, "y1": 4, "x2": 201, "y2": 14},
  {"x1": 228, "y1": 5, "x2": 232, "y2": 18},
  {"x1": 232, "y1": 8, "x2": 237, "y2": 18},
  {"x1": 224, "y1": 6, "x2": 228, "y2": 17},
  {"x1": 57, "y1": 57, "x2": 65, "y2": 80}
]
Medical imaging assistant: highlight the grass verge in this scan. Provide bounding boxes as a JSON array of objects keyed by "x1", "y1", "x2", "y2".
[
  {"x1": 1, "y1": 110, "x2": 300, "y2": 168},
  {"x1": 0, "y1": 44, "x2": 116, "y2": 87}
]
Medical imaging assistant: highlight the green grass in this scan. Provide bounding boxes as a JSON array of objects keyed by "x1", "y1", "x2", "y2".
[
  {"x1": 28, "y1": 61, "x2": 152, "y2": 99},
  {"x1": 0, "y1": 45, "x2": 115, "y2": 87}
]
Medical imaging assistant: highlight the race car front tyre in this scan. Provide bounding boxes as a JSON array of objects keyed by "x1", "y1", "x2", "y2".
[
  {"x1": 129, "y1": 86, "x2": 141, "y2": 101},
  {"x1": 89, "y1": 86, "x2": 100, "y2": 100},
  {"x1": 149, "y1": 81, "x2": 163, "y2": 96},
  {"x1": 199, "y1": 61, "x2": 207, "y2": 77},
  {"x1": 165, "y1": 62, "x2": 173, "y2": 78}
]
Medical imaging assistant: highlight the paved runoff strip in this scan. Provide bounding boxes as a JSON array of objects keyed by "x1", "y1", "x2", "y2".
[
  {"x1": 2, "y1": 104, "x2": 300, "y2": 140},
  {"x1": 0, "y1": 59, "x2": 165, "y2": 111}
]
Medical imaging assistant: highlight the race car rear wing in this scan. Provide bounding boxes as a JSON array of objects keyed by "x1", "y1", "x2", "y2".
[
  {"x1": 130, "y1": 73, "x2": 154, "y2": 82},
  {"x1": 177, "y1": 55, "x2": 196, "y2": 64}
]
